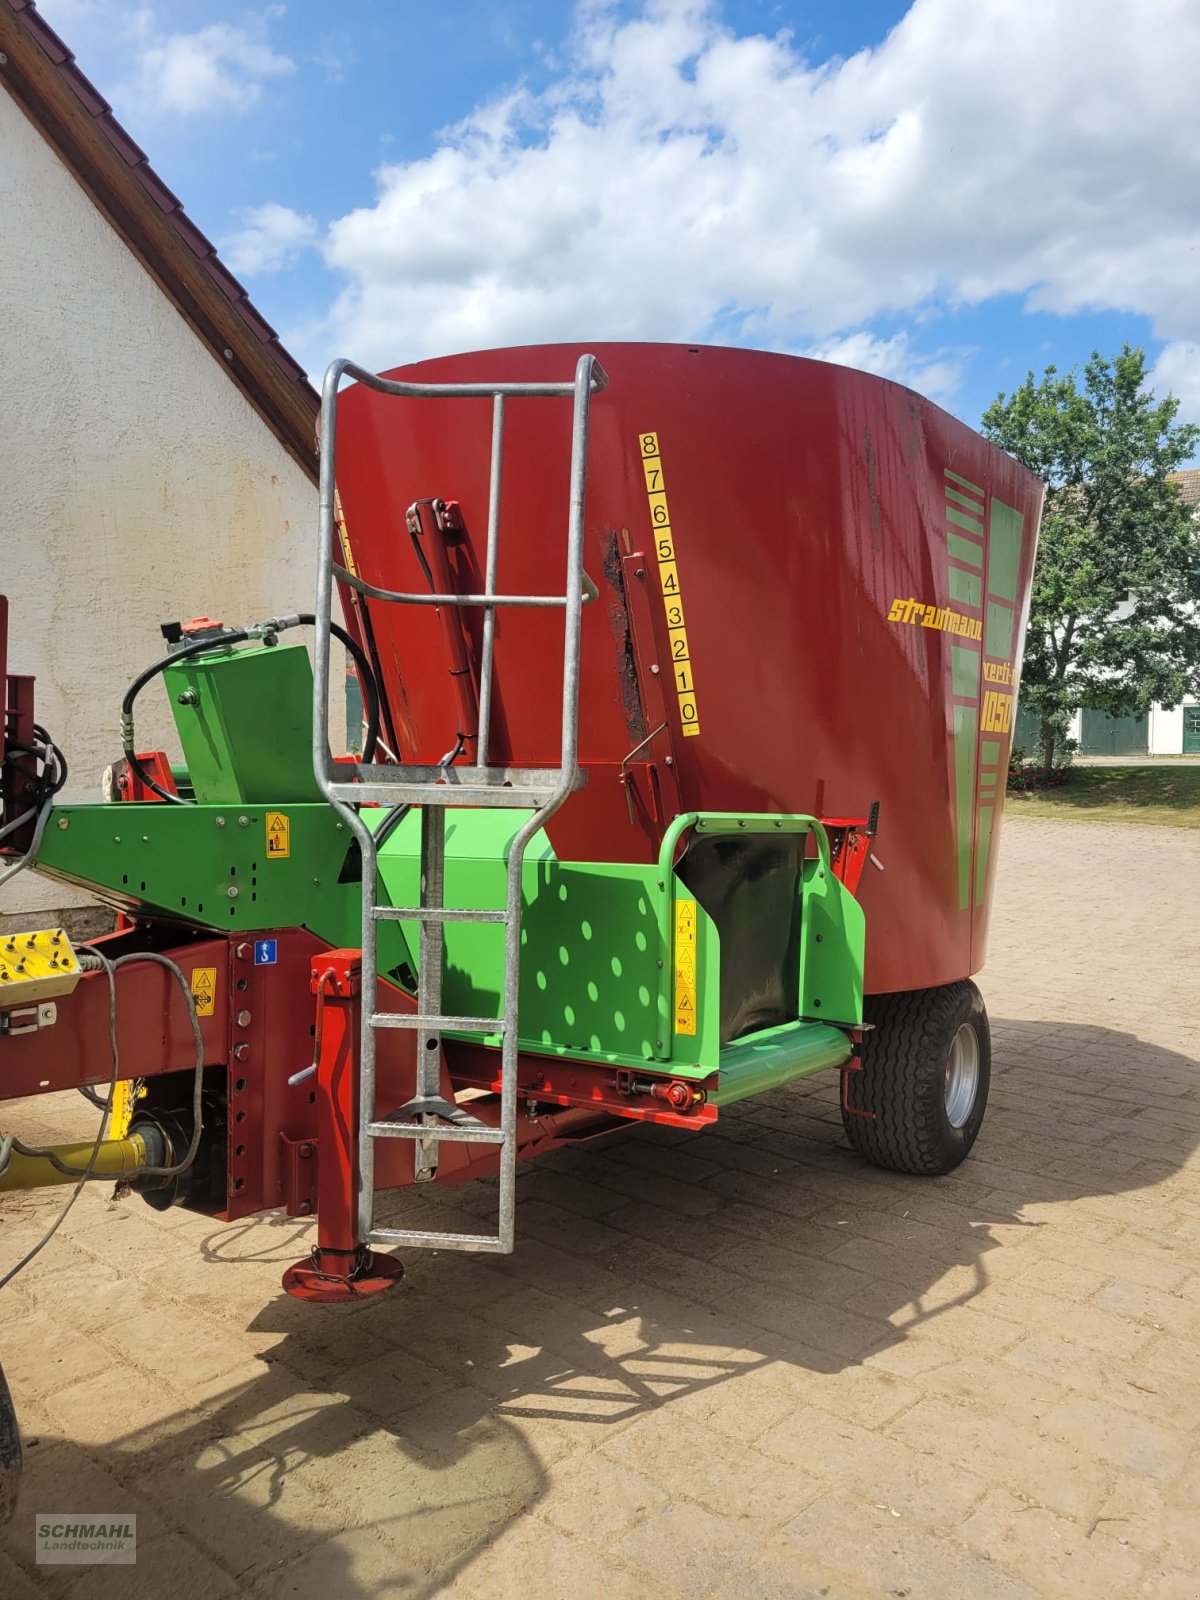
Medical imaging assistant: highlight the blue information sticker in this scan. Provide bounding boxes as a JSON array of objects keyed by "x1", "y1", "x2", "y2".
[{"x1": 254, "y1": 939, "x2": 278, "y2": 966}]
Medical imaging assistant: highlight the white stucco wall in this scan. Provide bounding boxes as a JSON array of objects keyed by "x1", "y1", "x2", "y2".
[
  {"x1": 0, "y1": 90, "x2": 317, "y2": 918},
  {"x1": 1149, "y1": 704, "x2": 1184, "y2": 755}
]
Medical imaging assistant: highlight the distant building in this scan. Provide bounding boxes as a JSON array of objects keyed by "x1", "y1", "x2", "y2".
[
  {"x1": 1, "y1": 0, "x2": 320, "y2": 925},
  {"x1": 1015, "y1": 467, "x2": 1200, "y2": 757}
]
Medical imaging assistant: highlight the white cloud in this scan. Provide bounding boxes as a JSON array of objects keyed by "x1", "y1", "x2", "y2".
[
  {"x1": 803, "y1": 331, "x2": 969, "y2": 405},
  {"x1": 34, "y1": 0, "x2": 151, "y2": 31},
  {"x1": 302, "y1": 0, "x2": 1200, "y2": 385},
  {"x1": 136, "y1": 21, "x2": 294, "y2": 116},
  {"x1": 221, "y1": 202, "x2": 318, "y2": 276},
  {"x1": 36, "y1": 2, "x2": 295, "y2": 118},
  {"x1": 1149, "y1": 343, "x2": 1200, "y2": 430}
]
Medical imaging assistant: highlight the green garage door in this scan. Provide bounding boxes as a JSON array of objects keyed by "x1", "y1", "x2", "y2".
[
  {"x1": 1079, "y1": 709, "x2": 1149, "y2": 756},
  {"x1": 1184, "y1": 705, "x2": 1200, "y2": 755},
  {"x1": 1013, "y1": 703, "x2": 1041, "y2": 756}
]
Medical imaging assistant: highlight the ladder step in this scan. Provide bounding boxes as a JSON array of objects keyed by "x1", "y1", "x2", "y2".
[
  {"x1": 373, "y1": 906, "x2": 507, "y2": 924},
  {"x1": 367, "y1": 1120, "x2": 506, "y2": 1144},
  {"x1": 368, "y1": 1226, "x2": 507, "y2": 1255},
  {"x1": 330, "y1": 779, "x2": 561, "y2": 809},
  {"x1": 368, "y1": 1012, "x2": 504, "y2": 1034}
]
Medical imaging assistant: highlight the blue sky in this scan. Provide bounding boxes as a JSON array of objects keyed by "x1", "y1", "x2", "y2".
[{"x1": 36, "y1": 0, "x2": 1197, "y2": 434}]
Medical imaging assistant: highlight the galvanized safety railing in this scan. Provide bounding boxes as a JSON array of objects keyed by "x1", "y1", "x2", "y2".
[{"x1": 311, "y1": 353, "x2": 608, "y2": 1255}]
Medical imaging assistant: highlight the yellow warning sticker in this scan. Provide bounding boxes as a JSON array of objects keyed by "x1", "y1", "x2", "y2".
[
  {"x1": 674, "y1": 898, "x2": 698, "y2": 1034},
  {"x1": 191, "y1": 967, "x2": 216, "y2": 1018},
  {"x1": 266, "y1": 811, "x2": 291, "y2": 859}
]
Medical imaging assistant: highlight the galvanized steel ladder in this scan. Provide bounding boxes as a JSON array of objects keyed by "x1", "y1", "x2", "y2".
[{"x1": 311, "y1": 354, "x2": 607, "y2": 1255}]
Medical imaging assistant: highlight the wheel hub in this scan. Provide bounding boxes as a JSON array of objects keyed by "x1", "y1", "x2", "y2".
[{"x1": 943, "y1": 1021, "x2": 980, "y2": 1129}]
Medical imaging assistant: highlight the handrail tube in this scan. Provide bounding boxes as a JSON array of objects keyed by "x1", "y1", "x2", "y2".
[{"x1": 311, "y1": 350, "x2": 605, "y2": 1251}]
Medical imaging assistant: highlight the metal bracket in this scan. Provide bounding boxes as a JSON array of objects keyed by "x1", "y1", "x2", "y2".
[
  {"x1": 839, "y1": 1035, "x2": 876, "y2": 1120},
  {"x1": 279, "y1": 1133, "x2": 318, "y2": 1217},
  {"x1": 0, "y1": 1002, "x2": 57, "y2": 1037}
]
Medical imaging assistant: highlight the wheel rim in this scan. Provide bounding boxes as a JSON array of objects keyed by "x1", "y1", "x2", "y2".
[{"x1": 943, "y1": 1022, "x2": 980, "y2": 1129}]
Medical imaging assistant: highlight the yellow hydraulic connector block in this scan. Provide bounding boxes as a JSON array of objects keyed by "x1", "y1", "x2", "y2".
[
  {"x1": 0, "y1": 929, "x2": 81, "y2": 1007},
  {"x1": 109, "y1": 1079, "x2": 144, "y2": 1140},
  {"x1": 0, "y1": 1131, "x2": 150, "y2": 1191}
]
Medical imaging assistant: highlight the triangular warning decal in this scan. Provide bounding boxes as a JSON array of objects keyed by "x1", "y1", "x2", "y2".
[{"x1": 265, "y1": 811, "x2": 291, "y2": 858}]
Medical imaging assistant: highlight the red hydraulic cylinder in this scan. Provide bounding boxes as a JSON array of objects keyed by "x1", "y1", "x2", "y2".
[
  {"x1": 406, "y1": 498, "x2": 479, "y2": 752},
  {"x1": 282, "y1": 951, "x2": 403, "y2": 1303}
]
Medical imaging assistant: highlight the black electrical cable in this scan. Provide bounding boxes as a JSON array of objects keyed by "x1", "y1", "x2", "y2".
[
  {"x1": 119, "y1": 618, "x2": 382, "y2": 806},
  {"x1": 0, "y1": 948, "x2": 206, "y2": 1292}
]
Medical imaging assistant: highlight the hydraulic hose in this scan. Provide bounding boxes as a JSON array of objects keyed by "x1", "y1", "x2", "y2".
[
  {"x1": 120, "y1": 616, "x2": 381, "y2": 804},
  {"x1": 121, "y1": 629, "x2": 250, "y2": 803},
  {"x1": 0, "y1": 729, "x2": 68, "y2": 886},
  {"x1": 294, "y1": 614, "x2": 381, "y2": 765}
]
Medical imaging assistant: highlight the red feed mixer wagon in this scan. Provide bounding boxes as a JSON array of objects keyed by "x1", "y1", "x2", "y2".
[{"x1": 0, "y1": 343, "x2": 1041, "y2": 1316}]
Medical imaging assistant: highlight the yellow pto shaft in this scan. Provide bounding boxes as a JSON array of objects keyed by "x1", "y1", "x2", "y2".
[{"x1": 0, "y1": 1131, "x2": 150, "y2": 1191}]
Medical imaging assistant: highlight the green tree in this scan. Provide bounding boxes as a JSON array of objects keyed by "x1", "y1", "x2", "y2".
[{"x1": 982, "y1": 347, "x2": 1200, "y2": 773}]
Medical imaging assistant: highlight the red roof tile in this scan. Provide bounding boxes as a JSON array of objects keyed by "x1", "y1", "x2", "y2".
[{"x1": 1168, "y1": 469, "x2": 1200, "y2": 511}]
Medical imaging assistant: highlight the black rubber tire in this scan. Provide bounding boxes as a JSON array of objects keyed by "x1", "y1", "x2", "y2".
[
  {"x1": 841, "y1": 979, "x2": 990, "y2": 1176},
  {"x1": 0, "y1": 1357, "x2": 20, "y2": 1525}
]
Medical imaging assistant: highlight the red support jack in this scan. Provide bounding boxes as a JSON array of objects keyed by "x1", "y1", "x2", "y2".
[{"x1": 282, "y1": 951, "x2": 405, "y2": 1303}]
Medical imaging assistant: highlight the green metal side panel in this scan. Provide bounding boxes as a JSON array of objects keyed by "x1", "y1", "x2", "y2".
[
  {"x1": 986, "y1": 500, "x2": 1024, "y2": 604},
  {"x1": 984, "y1": 601, "x2": 1014, "y2": 660},
  {"x1": 163, "y1": 641, "x2": 322, "y2": 805},
  {"x1": 952, "y1": 704, "x2": 977, "y2": 909},
  {"x1": 951, "y1": 645, "x2": 980, "y2": 700},
  {"x1": 34, "y1": 802, "x2": 414, "y2": 981},
  {"x1": 35, "y1": 799, "x2": 861, "y2": 1091},
  {"x1": 947, "y1": 566, "x2": 982, "y2": 609},
  {"x1": 372, "y1": 808, "x2": 720, "y2": 1076},
  {"x1": 796, "y1": 855, "x2": 865, "y2": 1027},
  {"x1": 947, "y1": 530, "x2": 984, "y2": 568},
  {"x1": 670, "y1": 813, "x2": 864, "y2": 1031},
  {"x1": 974, "y1": 805, "x2": 995, "y2": 907}
]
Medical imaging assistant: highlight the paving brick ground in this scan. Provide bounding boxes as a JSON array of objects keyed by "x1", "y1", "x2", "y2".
[{"x1": 1, "y1": 814, "x2": 1198, "y2": 1598}]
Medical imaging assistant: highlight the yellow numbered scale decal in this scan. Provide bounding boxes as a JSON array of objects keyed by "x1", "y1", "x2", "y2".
[{"x1": 637, "y1": 431, "x2": 700, "y2": 738}]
